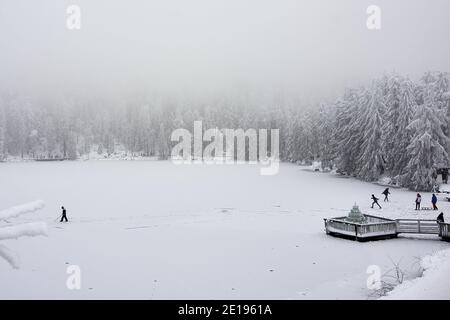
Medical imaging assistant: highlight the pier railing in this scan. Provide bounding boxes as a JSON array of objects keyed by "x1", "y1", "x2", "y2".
[
  {"x1": 324, "y1": 216, "x2": 450, "y2": 241},
  {"x1": 438, "y1": 222, "x2": 450, "y2": 239},
  {"x1": 396, "y1": 219, "x2": 440, "y2": 234}
]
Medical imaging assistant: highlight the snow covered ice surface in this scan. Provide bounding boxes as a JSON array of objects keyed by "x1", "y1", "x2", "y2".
[{"x1": 0, "y1": 161, "x2": 449, "y2": 299}]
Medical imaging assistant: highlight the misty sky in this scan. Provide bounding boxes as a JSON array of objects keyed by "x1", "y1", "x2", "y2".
[{"x1": 1, "y1": 0, "x2": 449, "y2": 103}]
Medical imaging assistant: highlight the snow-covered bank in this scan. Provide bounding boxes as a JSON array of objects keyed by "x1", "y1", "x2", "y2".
[{"x1": 382, "y1": 248, "x2": 450, "y2": 300}]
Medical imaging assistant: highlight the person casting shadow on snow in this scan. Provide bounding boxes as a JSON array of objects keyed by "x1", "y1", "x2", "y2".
[
  {"x1": 382, "y1": 188, "x2": 390, "y2": 202},
  {"x1": 60, "y1": 206, "x2": 68, "y2": 222},
  {"x1": 432, "y1": 194, "x2": 438, "y2": 210},
  {"x1": 415, "y1": 193, "x2": 422, "y2": 210},
  {"x1": 371, "y1": 194, "x2": 382, "y2": 209}
]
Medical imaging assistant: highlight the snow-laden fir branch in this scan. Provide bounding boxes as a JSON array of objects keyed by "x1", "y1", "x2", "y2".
[
  {"x1": 0, "y1": 200, "x2": 45, "y2": 221},
  {"x1": 0, "y1": 201, "x2": 47, "y2": 269},
  {"x1": 0, "y1": 222, "x2": 48, "y2": 241}
]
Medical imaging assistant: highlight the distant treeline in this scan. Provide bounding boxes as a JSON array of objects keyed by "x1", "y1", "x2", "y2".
[{"x1": 0, "y1": 71, "x2": 449, "y2": 191}]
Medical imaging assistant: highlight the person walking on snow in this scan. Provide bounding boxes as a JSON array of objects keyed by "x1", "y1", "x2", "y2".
[
  {"x1": 382, "y1": 188, "x2": 390, "y2": 202},
  {"x1": 415, "y1": 193, "x2": 421, "y2": 210},
  {"x1": 371, "y1": 194, "x2": 382, "y2": 209},
  {"x1": 60, "y1": 206, "x2": 68, "y2": 222},
  {"x1": 432, "y1": 194, "x2": 438, "y2": 210}
]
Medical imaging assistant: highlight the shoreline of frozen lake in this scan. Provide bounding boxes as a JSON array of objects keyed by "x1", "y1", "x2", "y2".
[{"x1": 1, "y1": 161, "x2": 449, "y2": 299}]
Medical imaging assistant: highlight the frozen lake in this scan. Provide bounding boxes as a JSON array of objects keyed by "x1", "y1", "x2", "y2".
[{"x1": 0, "y1": 161, "x2": 448, "y2": 299}]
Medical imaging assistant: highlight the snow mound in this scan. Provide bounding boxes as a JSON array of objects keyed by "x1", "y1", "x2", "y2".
[
  {"x1": 381, "y1": 248, "x2": 450, "y2": 300},
  {"x1": 0, "y1": 200, "x2": 45, "y2": 220}
]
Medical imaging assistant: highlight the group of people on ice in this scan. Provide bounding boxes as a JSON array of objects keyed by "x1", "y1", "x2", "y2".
[
  {"x1": 414, "y1": 193, "x2": 439, "y2": 211},
  {"x1": 370, "y1": 188, "x2": 390, "y2": 209},
  {"x1": 370, "y1": 188, "x2": 440, "y2": 211},
  {"x1": 370, "y1": 188, "x2": 445, "y2": 223}
]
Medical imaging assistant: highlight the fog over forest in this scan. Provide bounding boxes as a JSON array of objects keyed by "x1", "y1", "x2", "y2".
[{"x1": 0, "y1": 0, "x2": 449, "y2": 190}]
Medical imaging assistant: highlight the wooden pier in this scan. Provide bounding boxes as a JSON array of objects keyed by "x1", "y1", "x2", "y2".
[{"x1": 324, "y1": 215, "x2": 450, "y2": 242}]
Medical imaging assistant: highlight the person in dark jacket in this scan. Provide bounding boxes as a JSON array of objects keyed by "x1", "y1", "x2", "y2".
[
  {"x1": 382, "y1": 188, "x2": 390, "y2": 202},
  {"x1": 437, "y1": 212, "x2": 444, "y2": 224},
  {"x1": 60, "y1": 206, "x2": 68, "y2": 222},
  {"x1": 415, "y1": 193, "x2": 422, "y2": 210},
  {"x1": 371, "y1": 194, "x2": 382, "y2": 209},
  {"x1": 432, "y1": 194, "x2": 438, "y2": 210}
]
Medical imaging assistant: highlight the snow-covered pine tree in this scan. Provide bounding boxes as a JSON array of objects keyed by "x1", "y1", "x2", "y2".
[
  {"x1": 274, "y1": 105, "x2": 289, "y2": 161},
  {"x1": 282, "y1": 106, "x2": 298, "y2": 162},
  {"x1": 403, "y1": 85, "x2": 449, "y2": 191},
  {"x1": 158, "y1": 122, "x2": 170, "y2": 159},
  {"x1": 335, "y1": 88, "x2": 366, "y2": 176},
  {"x1": 381, "y1": 74, "x2": 402, "y2": 174},
  {"x1": 317, "y1": 104, "x2": 336, "y2": 170},
  {"x1": 393, "y1": 77, "x2": 417, "y2": 180},
  {"x1": 431, "y1": 72, "x2": 450, "y2": 163},
  {"x1": 357, "y1": 83, "x2": 385, "y2": 181},
  {"x1": 301, "y1": 108, "x2": 320, "y2": 164},
  {"x1": 297, "y1": 111, "x2": 314, "y2": 164},
  {"x1": 5, "y1": 99, "x2": 27, "y2": 158}
]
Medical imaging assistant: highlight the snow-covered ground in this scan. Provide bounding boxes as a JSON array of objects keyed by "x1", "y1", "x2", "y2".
[
  {"x1": 0, "y1": 161, "x2": 449, "y2": 299},
  {"x1": 382, "y1": 248, "x2": 450, "y2": 299}
]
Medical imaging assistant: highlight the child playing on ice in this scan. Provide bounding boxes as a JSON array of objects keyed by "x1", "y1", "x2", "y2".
[
  {"x1": 371, "y1": 194, "x2": 381, "y2": 209},
  {"x1": 415, "y1": 193, "x2": 421, "y2": 210}
]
